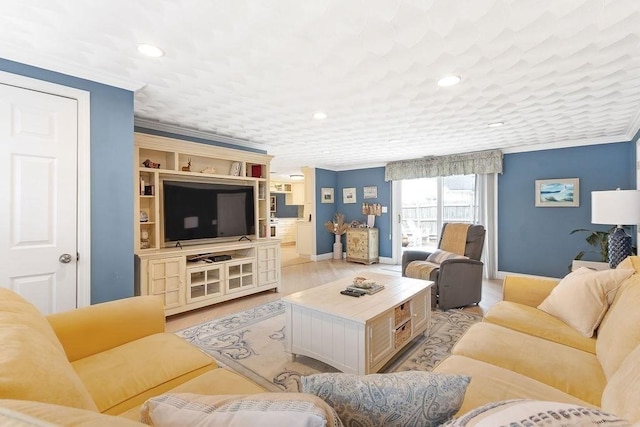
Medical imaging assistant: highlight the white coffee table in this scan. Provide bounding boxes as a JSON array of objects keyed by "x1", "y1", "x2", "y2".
[{"x1": 282, "y1": 272, "x2": 433, "y2": 375}]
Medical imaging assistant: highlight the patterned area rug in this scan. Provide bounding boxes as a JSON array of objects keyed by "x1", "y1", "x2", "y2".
[{"x1": 176, "y1": 300, "x2": 481, "y2": 392}]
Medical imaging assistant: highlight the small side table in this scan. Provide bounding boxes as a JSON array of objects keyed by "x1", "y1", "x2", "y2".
[{"x1": 346, "y1": 227, "x2": 379, "y2": 264}]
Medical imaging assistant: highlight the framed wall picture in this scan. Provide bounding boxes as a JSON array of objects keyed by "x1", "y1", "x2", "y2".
[
  {"x1": 535, "y1": 178, "x2": 579, "y2": 207},
  {"x1": 343, "y1": 187, "x2": 356, "y2": 204},
  {"x1": 321, "y1": 187, "x2": 334, "y2": 204},
  {"x1": 363, "y1": 185, "x2": 377, "y2": 199}
]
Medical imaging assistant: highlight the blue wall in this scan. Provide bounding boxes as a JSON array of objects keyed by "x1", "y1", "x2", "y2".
[
  {"x1": 0, "y1": 58, "x2": 135, "y2": 304},
  {"x1": 498, "y1": 142, "x2": 635, "y2": 278},
  {"x1": 336, "y1": 167, "x2": 392, "y2": 258},
  {"x1": 315, "y1": 169, "x2": 339, "y2": 254},
  {"x1": 314, "y1": 167, "x2": 392, "y2": 257},
  {"x1": 273, "y1": 193, "x2": 299, "y2": 218}
]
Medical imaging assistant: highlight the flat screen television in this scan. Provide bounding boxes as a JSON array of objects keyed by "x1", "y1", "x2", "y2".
[{"x1": 163, "y1": 180, "x2": 255, "y2": 244}]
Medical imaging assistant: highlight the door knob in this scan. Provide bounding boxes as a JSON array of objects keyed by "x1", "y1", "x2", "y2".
[{"x1": 59, "y1": 254, "x2": 73, "y2": 264}]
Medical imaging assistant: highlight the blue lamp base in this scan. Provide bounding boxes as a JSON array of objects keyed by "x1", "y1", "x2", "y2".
[{"x1": 608, "y1": 227, "x2": 632, "y2": 268}]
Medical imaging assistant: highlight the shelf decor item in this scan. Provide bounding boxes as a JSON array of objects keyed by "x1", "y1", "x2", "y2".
[
  {"x1": 591, "y1": 189, "x2": 640, "y2": 268},
  {"x1": 229, "y1": 162, "x2": 241, "y2": 176},
  {"x1": 324, "y1": 213, "x2": 349, "y2": 260},
  {"x1": 140, "y1": 230, "x2": 150, "y2": 249}
]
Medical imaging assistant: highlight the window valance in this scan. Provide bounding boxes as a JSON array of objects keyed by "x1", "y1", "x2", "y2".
[{"x1": 384, "y1": 149, "x2": 503, "y2": 181}]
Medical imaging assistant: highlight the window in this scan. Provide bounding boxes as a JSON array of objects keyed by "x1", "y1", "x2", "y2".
[{"x1": 401, "y1": 175, "x2": 477, "y2": 249}]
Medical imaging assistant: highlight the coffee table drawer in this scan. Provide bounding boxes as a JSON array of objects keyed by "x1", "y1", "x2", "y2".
[
  {"x1": 394, "y1": 302, "x2": 411, "y2": 326},
  {"x1": 394, "y1": 321, "x2": 412, "y2": 349}
]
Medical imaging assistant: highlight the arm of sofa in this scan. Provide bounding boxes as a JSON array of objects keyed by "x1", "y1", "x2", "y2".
[
  {"x1": 401, "y1": 250, "x2": 433, "y2": 276},
  {"x1": 502, "y1": 275, "x2": 561, "y2": 307},
  {"x1": 46, "y1": 295, "x2": 166, "y2": 362}
]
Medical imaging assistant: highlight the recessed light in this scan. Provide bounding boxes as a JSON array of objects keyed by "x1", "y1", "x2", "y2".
[
  {"x1": 437, "y1": 75, "x2": 461, "y2": 87},
  {"x1": 290, "y1": 174, "x2": 304, "y2": 180},
  {"x1": 313, "y1": 111, "x2": 327, "y2": 120},
  {"x1": 487, "y1": 121, "x2": 505, "y2": 128},
  {"x1": 137, "y1": 43, "x2": 165, "y2": 58}
]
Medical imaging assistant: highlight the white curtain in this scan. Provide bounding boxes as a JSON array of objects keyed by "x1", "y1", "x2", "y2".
[{"x1": 475, "y1": 174, "x2": 498, "y2": 279}]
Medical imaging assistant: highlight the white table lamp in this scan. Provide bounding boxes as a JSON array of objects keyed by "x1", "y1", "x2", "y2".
[{"x1": 591, "y1": 189, "x2": 640, "y2": 268}]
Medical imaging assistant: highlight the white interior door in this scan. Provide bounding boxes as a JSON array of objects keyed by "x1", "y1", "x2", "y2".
[{"x1": 0, "y1": 83, "x2": 78, "y2": 314}]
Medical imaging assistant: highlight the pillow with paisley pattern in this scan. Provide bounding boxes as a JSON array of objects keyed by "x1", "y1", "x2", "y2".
[{"x1": 301, "y1": 371, "x2": 470, "y2": 427}]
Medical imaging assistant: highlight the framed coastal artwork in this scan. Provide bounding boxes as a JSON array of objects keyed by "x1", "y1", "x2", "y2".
[{"x1": 535, "y1": 178, "x2": 579, "y2": 207}]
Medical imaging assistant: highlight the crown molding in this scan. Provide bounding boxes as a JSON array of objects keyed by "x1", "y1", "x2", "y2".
[
  {"x1": 0, "y1": 48, "x2": 146, "y2": 91},
  {"x1": 501, "y1": 134, "x2": 633, "y2": 154},
  {"x1": 625, "y1": 109, "x2": 640, "y2": 142},
  {"x1": 134, "y1": 117, "x2": 266, "y2": 151}
]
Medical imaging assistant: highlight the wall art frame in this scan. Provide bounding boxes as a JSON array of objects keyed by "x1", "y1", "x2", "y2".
[
  {"x1": 363, "y1": 185, "x2": 378, "y2": 199},
  {"x1": 535, "y1": 178, "x2": 579, "y2": 207},
  {"x1": 343, "y1": 187, "x2": 357, "y2": 204},
  {"x1": 321, "y1": 187, "x2": 334, "y2": 204}
]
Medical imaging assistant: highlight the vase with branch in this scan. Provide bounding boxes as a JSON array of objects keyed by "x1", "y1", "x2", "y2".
[{"x1": 325, "y1": 213, "x2": 349, "y2": 260}]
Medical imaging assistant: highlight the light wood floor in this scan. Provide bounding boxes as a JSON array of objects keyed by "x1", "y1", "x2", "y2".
[{"x1": 166, "y1": 245, "x2": 503, "y2": 333}]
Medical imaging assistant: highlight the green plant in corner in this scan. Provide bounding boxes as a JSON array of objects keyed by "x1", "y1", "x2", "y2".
[
  {"x1": 569, "y1": 227, "x2": 616, "y2": 263},
  {"x1": 569, "y1": 226, "x2": 636, "y2": 272}
]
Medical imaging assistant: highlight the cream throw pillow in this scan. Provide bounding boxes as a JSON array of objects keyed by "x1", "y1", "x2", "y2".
[
  {"x1": 141, "y1": 393, "x2": 343, "y2": 427},
  {"x1": 538, "y1": 267, "x2": 634, "y2": 337}
]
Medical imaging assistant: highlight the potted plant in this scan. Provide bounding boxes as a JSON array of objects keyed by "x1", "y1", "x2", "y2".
[
  {"x1": 325, "y1": 213, "x2": 349, "y2": 260},
  {"x1": 569, "y1": 226, "x2": 617, "y2": 271}
]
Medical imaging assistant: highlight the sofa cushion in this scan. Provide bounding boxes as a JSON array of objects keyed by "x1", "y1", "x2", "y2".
[
  {"x1": 601, "y1": 344, "x2": 640, "y2": 423},
  {"x1": 433, "y1": 355, "x2": 595, "y2": 417},
  {"x1": 484, "y1": 301, "x2": 596, "y2": 353},
  {"x1": 116, "y1": 368, "x2": 267, "y2": 420},
  {"x1": 596, "y1": 272, "x2": 640, "y2": 380},
  {"x1": 301, "y1": 371, "x2": 470, "y2": 427},
  {"x1": 72, "y1": 333, "x2": 216, "y2": 414},
  {"x1": 0, "y1": 288, "x2": 98, "y2": 411},
  {"x1": 537, "y1": 267, "x2": 634, "y2": 337},
  {"x1": 451, "y1": 322, "x2": 606, "y2": 405},
  {"x1": 0, "y1": 399, "x2": 142, "y2": 426},
  {"x1": 442, "y1": 399, "x2": 630, "y2": 427},
  {"x1": 140, "y1": 393, "x2": 342, "y2": 427}
]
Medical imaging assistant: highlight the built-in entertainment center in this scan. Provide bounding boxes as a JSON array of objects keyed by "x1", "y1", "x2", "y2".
[{"x1": 133, "y1": 133, "x2": 280, "y2": 316}]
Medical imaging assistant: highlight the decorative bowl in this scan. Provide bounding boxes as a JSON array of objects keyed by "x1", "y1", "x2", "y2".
[{"x1": 353, "y1": 278, "x2": 376, "y2": 289}]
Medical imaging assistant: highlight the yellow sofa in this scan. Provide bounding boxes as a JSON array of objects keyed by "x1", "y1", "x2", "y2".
[
  {"x1": 0, "y1": 288, "x2": 265, "y2": 425},
  {"x1": 433, "y1": 257, "x2": 640, "y2": 423}
]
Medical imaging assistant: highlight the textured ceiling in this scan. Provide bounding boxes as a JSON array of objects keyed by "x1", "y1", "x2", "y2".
[{"x1": 2, "y1": 0, "x2": 640, "y2": 178}]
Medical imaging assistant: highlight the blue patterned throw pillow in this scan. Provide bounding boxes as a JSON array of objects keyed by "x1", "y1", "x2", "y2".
[{"x1": 300, "y1": 371, "x2": 470, "y2": 427}]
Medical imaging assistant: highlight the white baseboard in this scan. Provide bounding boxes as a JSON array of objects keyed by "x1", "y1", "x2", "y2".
[
  {"x1": 312, "y1": 253, "x2": 335, "y2": 261},
  {"x1": 311, "y1": 254, "x2": 394, "y2": 264},
  {"x1": 496, "y1": 270, "x2": 560, "y2": 280}
]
